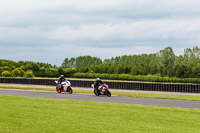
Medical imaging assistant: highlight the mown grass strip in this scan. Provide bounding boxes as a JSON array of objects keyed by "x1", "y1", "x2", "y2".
[
  {"x1": 111, "y1": 91, "x2": 200, "y2": 101},
  {"x1": 0, "y1": 85, "x2": 200, "y2": 101},
  {"x1": 0, "y1": 95, "x2": 200, "y2": 133},
  {"x1": 0, "y1": 85, "x2": 55, "y2": 92}
]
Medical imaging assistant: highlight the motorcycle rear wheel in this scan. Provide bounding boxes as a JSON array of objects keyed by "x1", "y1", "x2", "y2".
[
  {"x1": 56, "y1": 86, "x2": 61, "y2": 93},
  {"x1": 94, "y1": 89, "x2": 99, "y2": 96}
]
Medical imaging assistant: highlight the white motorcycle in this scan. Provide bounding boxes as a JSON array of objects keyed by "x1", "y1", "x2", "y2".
[{"x1": 55, "y1": 80, "x2": 73, "y2": 94}]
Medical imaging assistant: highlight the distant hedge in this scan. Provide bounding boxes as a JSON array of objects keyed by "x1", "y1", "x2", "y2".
[{"x1": 72, "y1": 73, "x2": 200, "y2": 84}]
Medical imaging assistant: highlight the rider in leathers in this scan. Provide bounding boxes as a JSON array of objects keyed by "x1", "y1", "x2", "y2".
[
  {"x1": 94, "y1": 78, "x2": 104, "y2": 91},
  {"x1": 58, "y1": 75, "x2": 66, "y2": 91}
]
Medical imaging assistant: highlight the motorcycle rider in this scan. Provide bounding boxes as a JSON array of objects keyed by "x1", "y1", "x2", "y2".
[
  {"x1": 94, "y1": 78, "x2": 105, "y2": 91},
  {"x1": 58, "y1": 75, "x2": 66, "y2": 91}
]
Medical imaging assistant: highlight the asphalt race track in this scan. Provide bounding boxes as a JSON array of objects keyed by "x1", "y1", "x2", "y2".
[{"x1": 0, "y1": 88, "x2": 200, "y2": 109}]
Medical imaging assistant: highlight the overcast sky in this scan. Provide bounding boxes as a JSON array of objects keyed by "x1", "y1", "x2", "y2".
[{"x1": 1, "y1": 0, "x2": 200, "y2": 66}]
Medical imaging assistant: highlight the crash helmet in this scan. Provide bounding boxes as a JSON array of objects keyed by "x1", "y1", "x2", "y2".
[
  {"x1": 96, "y1": 78, "x2": 100, "y2": 81},
  {"x1": 60, "y1": 75, "x2": 65, "y2": 79}
]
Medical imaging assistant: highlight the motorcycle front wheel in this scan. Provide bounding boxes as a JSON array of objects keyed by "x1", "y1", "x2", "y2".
[
  {"x1": 68, "y1": 87, "x2": 73, "y2": 94},
  {"x1": 107, "y1": 90, "x2": 111, "y2": 97}
]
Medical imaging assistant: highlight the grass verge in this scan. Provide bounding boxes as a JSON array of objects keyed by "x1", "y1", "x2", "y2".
[
  {"x1": 0, "y1": 95, "x2": 200, "y2": 133},
  {"x1": 0, "y1": 85, "x2": 200, "y2": 101}
]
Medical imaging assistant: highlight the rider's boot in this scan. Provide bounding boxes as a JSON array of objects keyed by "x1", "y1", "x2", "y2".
[{"x1": 58, "y1": 85, "x2": 62, "y2": 92}]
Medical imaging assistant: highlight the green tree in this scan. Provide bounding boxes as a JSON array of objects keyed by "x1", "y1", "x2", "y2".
[
  {"x1": 62, "y1": 58, "x2": 69, "y2": 68},
  {"x1": 63, "y1": 68, "x2": 77, "y2": 77},
  {"x1": 158, "y1": 47, "x2": 175, "y2": 77},
  {"x1": 75, "y1": 56, "x2": 102, "y2": 68},
  {"x1": 24, "y1": 62, "x2": 40, "y2": 71},
  {"x1": 62, "y1": 57, "x2": 76, "y2": 68},
  {"x1": 57, "y1": 67, "x2": 64, "y2": 75}
]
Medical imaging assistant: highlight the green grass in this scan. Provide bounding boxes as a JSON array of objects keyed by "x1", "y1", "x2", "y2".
[
  {"x1": 0, "y1": 85, "x2": 55, "y2": 92},
  {"x1": 111, "y1": 91, "x2": 200, "y2": 101},
  {"x1": 1, "y1": 85, "x2": 200, "y2": 101},
  {"x1": 0, "y1": 95, "x2": 200, "y2": 133}
]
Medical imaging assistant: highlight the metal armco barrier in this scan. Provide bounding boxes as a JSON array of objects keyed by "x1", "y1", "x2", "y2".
[
  {"x1": 0, "y1": 77, "x2": 200, "y2": 93},
  {"x1": 0, "y1": 77, "x2": 56, "y2": 86}
]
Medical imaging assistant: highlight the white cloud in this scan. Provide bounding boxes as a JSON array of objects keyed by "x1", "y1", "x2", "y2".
[
  {"x1": 2, "y1": 0, "x2": 200, "y2": 25},
  {"x1": 46, "y1": 18, "x2": 200, "y2": 45},
  {"x1": 0, "y1": 26, "x2": 43, "y2": 41},
  {"x1": 1, "y1": 0, "x2": 200, "y2": 65}
]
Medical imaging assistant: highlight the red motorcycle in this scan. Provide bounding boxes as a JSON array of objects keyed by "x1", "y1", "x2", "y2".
[
  {"x1": 92, "y1": 84, "x2": 111, "y2": 97},
  {"x1": 55, "y1": 80, "x2": 73, "y2": 94}
]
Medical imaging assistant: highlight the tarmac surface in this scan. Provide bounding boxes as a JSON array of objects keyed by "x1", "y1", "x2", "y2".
[{"x1": 0, "y1": 88, "x2": 200, "y2": 109}]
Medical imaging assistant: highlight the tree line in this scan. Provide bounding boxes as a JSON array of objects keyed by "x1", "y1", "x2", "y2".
[
  {"x1": 1, "y1": 46, "x2": 200, "y2": 83},
  {"x1": 0, "y1": 60, "x2": 63, "y2": 78},
  {"x1": 62, "y1": 46, "x2": 200, "y2": 78}
]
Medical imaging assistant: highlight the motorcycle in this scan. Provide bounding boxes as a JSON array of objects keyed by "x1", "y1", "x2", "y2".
[
  {"x1": 55, "y1": 80, "x2": 73, "y2": 94},
  {"x1": 91, "y1": 83, "x2": 111, "y2": 97}
]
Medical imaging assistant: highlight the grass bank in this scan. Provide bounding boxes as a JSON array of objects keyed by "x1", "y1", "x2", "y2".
[{"x1": 0, "y1": 95, "x2": 200, "y2": 133}]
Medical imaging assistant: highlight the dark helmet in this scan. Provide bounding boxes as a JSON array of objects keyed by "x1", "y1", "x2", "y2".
[{"x1": 96, "y1": 78, "x2": 100, "y2": 81}]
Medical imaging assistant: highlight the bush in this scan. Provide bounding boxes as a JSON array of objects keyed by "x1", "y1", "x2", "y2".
[
  {"x1": 23, "y1": 70, "x2": 34, "y2": 78},
  {"x1": 72, "y1": 72, "x2": 200, "y2": 84},
  {"x1": 1, "y1": 71, "x2": 11, "y2": 77},
  {"x1": 11, "y1": 68, "x2": 21, "y2": 77},
  {"x1": 63, "y1": 68, "x2": 77, "y2": 77}
]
